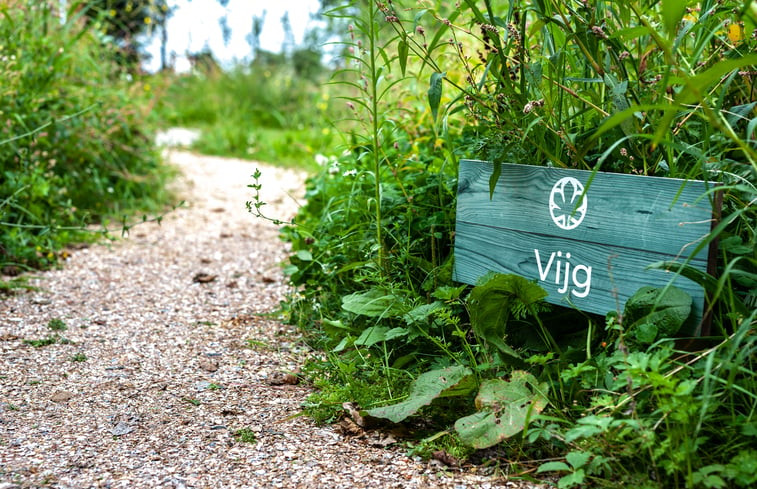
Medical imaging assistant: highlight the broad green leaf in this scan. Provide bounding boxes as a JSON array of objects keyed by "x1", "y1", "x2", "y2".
[
  {"x1": 354, "y1": 326, "x2": 392, "y2": 347},
  {"x1": 295, "y1": 250, "x2": 313, "y2": 261},
  {"x1": 366, "y1": 366, "x2": 474, "y2": 423},
  {"x1": 537, "y1": 461, "x2": 571, "y2": 473},
  {"x1": 565, "y1": 415, "x2": 612, "y2": 442},
  {"x1": 634, "y1": 323, "x2": 659, "y2": 344},
  {"x1": 454, "y1": 371, "x2": 549, "y2": 449},
  {"x1": 384, "y1": 327, "x2": 410, "y2": 341},
  {"x1": 332, "y1": 336, "x2": 352, "y2": 353},
  {"x1": 565, "y1": 451, "x2": 591, "y2": 469},
  {"x1": 624, "y1": 285, "x2": 692, "y2": 341},
  {"x1": 341, "y1": 289, "x2": 405, "y2": 318},
  {"x1": 662, "y1": 0, "x2": 687, "y2": 35},
  {"x1": 428, "y1": 71, "x2": 445, "y2": 122}
]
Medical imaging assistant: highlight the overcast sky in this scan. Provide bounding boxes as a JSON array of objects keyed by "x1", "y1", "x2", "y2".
[{"x1": 143, "y1": 0, "x2": 321, "y2": 71}]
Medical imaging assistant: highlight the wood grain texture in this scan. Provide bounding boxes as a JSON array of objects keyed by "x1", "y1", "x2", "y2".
[{"x1": 454, "y1": 160, "x2": 714, "y2": 318}]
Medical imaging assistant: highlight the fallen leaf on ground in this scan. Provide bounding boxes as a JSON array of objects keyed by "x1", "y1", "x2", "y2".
[
  {"x1": 342, "y1": 402, "x2": 366, "y2": 427},
  {"x1": 199, "y1": 357, "x2": 219, "y2": 372},
  {"x1": 368, "y1": 433, "x2": 397, "y2": 448},
  {"x1": 193, "y1": 273, "x2": 217, "y2": 283},
  {"x1": 433, "y1": 450, "x2": 460, "y2": 467},
  {"x1": 266, "y1": 371, "x2": 299, "y2": 386},
  {"x1": 111, "y1": 421, "x2": 134, "y2": 436},
  {"x1": 51, "y1": 391, "x2": 74, "y2": 402},
  {"x1": 338, "y1": 417, "x2": 363, "y2": 436}
]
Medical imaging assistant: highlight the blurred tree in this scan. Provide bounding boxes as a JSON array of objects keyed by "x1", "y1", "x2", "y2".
[
  {"x1": 281, "y1": 12, "x2": 295, "y2": 56},
  {"x1": 85, "y1": 0, "x2": 172, "y2": 69},
  {"x1": 219, "y1": 15, "x2": 232, "y2": 46},
  {"x1": 246, "y1": 10, "x2": 266, "y2": 60}
]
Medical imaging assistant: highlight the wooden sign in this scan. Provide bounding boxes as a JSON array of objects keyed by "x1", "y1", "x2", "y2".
[{"x1": 454, "y1": 160, "x2": 715, "y2": 322}]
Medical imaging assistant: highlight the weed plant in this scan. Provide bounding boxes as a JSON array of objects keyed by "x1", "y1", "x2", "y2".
[
  {"x1": 273, "y1": 0, "x2": 757, "y2": 486},
  {"x1": 0, "y1": 0, "x2": 172, "y2": 278}
]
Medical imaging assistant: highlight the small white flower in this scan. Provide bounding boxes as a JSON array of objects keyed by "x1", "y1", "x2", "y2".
[{"x1": 342, "y1": 169, "x2": 357, "y2": 177}]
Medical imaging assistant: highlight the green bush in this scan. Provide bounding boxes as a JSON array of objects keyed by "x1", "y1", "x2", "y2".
[
  {"x1": 270, "y1": 0, "x2": 757, "y2": 486},
  {"x1": 0, "y1": 0, "x2": 171, "y2": 273}
]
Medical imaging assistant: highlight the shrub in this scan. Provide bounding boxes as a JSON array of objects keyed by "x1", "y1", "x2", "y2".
[
  {"x1": 0, "y1": 0, "x2": 171, "y2": 273},
  {"x1": 271, "y1": 0, "x2": 756, "y2": 486}
]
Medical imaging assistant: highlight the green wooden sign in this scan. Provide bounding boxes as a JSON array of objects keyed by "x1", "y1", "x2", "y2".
[{"x1": 454, "y1": 160, "x2": 715, "y2": 322}]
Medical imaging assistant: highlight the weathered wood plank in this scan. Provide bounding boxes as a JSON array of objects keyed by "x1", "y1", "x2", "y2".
[
  {"x1": 454, "y1": 222, "x2": 706, "y2": 319},
  {"x1": 456, "y1": 161, "x2": 713, "y2": 260},
  {"x1": 454, "y1": 160, "x2": 714, "y2": 320}
]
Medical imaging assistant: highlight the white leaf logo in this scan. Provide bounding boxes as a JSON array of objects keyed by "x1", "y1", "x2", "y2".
[{"x1": 549, "y1": 177, "x2": 587, "y2": 230}]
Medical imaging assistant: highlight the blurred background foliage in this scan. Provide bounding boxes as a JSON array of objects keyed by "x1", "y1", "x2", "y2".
[{"x1": 0, "y1": 0, "x2": 172, "y2": 277}]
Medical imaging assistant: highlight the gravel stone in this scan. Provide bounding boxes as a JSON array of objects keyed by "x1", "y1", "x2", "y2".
[{"x1": 0, "y1": 150, "x2": 543, "y2": 488}]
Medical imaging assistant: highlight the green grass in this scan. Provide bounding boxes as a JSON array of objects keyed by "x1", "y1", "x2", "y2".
[
  {"x1": 233, "y1": 428, "x2": 257, "y2": 444},
  {"x1": 47, "y1": 319, "x2": 67, "y2": 331},
  {"x1": 23, "y1": 336, "x2": 59, "y2": 348},
  {"x1": 153, "y1": 63, "x2": 346, "y2": 171}
]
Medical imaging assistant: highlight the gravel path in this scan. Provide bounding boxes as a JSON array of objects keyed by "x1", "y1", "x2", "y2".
[{"x1": 0, "y1": 151, "x2": 539, "y2": 488}]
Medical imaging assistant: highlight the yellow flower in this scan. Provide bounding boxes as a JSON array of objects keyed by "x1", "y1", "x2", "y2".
[
  {"x1": 143, "y1": 83, "x2": 151, "y2": 92},
  {"x1": 144, "y1": 16, "x2": 152, "y2": 25},
  {"x1": 109, "y1": 9, "x2": 116, "y2": 17},
  {"x1": 727, "y1": 22, "x2": 744, "y2": 44}
]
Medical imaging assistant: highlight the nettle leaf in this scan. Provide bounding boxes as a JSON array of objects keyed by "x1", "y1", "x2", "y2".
[
  {"x1": 558, "y1": 469, "x2": 586, "y2": 489},
  {"x1": 341, "y1": 289, "x2": 406, "y2": 318},
  {"x1": 366, "y1": 365, "x2": 474, "y2": 423},
  {"x1": 565, "y1": 415, "x2": 612, "y2": 442},
  {"x1": 467, "y1": 273, "x2": 547, "y2": 360},
  {"x1": 431, "y1": 285, "x2": 467, "y2": 301},
  {"x1": 403, "y1": 301, "x2": 444, "y2": 324},
  {"x1": 454, "y1": 371, "x2": 549, "y2": 449},
  {"x1": 623, "y1": 285, "x2": 692, "y2": 342},
  {"x1": 565, "y1": 451, "x2": 591, "y2": 469}
]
